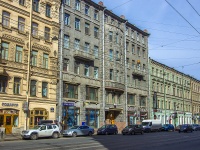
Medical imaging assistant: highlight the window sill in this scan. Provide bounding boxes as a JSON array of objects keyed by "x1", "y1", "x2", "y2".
[
  {"x1": 19, "y1": 4, "x2": 27, "y2": 8},
  {"x1": 44, "y1": 40, "x2": 52, "y2": 44},
  {"x1": 85, "y1": 100, "x2": 99, "y2": 104},
  {"x1": 45, "y1": 15, "x2": 52, "y2": 19},
  {"x1": 75, "y1": 29, "x2": 81, "y2": 32},
  {"x1": 18, "y1": 30, "x2": 27, "y2": 36},
  {"x1": 2, "y1": 25, "x2": 11, "y2": 31},
  {"x1": 65, "y1": 25, "x2": 71, "y2": 28}
]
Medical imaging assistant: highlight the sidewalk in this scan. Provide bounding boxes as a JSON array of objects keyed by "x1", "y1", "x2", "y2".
[{"x1": 0, "y1": 134, "x2": 22, "y2": 142}]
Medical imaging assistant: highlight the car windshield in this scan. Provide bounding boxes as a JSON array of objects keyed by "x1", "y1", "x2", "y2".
[
  {"x1": 163, "y1": 124, "x2": 169, "y2": 127},
  {"x1": 100, "y1": 125, "x2": 108, "y2": 129},
  {"x1": 142, "y1": 122, "x2": 149, "y2": 126},
  {"x1": 70, "y1": 126, "x2": 79, "y2": 129},
  {"x1": 125, "y1": 125, "x2": 134, "y2": 128}
]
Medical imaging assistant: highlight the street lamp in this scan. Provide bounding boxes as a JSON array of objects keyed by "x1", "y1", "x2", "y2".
[{"x1": 163, "y1": 69, "x2": 166, "y2": 124}]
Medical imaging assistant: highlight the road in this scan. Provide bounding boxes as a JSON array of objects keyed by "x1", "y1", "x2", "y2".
[{"x1": 0, "y1": 131, "x2": 200, "y2": 150}]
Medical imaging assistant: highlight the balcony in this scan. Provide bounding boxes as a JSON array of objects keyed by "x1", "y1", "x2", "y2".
[
  {"x1": 74, "y1": 50, "x2": 95, "y2": 62},
  {"x1": 105, "y1": 80, "x2": 125, "y2": 92},
  {"x1": 132, "y1": 68, "x2": 145, "y2": 77}
]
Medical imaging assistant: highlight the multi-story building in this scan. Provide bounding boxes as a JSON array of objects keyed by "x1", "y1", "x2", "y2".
[
  {"x1": 150, "y1": 59, "x2": 192, "y2": 127},
  {"x1": 58, "y1": 0, "x2": 149, "y2": 131},
  {"x1": 191, "y1": 78, "x2": 200, "y2": 124},
  {"x1": 0, "y1": 0, "x2": 60, "y2": 134}
]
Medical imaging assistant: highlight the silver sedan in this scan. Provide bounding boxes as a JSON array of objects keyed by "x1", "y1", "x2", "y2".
[{"x1": 63, "y1": 125, "x2": 94, "y2": 137}]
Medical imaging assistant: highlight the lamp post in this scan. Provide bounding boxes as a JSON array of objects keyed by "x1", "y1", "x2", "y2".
[
  {"x1": 163, "y1": 69, "x2": 166, "y2": 124},
  {"x1": 182, "y1": 71, "x2": 185, "y2": 124}
]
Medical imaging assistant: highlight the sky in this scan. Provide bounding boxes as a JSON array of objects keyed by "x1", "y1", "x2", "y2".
[{"x1": 93, "y1": 0, "x2": 200, "y2": 80}]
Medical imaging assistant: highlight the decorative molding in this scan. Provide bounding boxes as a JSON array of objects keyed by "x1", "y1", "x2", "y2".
[
  {"x1": 2, "y1": 34, "x2": 25, "y2": 45},
  {"x1": 32, "y1": 43, "x2": 51, "y2": 53}
]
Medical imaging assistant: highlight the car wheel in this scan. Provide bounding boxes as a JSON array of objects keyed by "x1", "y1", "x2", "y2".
[
  {"x1": 72, "y1": 132, "x2": 77, "y2": 137},
  {"x1": 52, "y1": 132, "x2": 59, "y2": 139},
  {"x1": 30, "y1": 133, "x2": 38, "y2": 140},
  {"x1": 115, "y1": 131, "x2": 118, "y2": 135},
  {"x1": 88, "y1": 131, "x2": 92, "y2": 136}
]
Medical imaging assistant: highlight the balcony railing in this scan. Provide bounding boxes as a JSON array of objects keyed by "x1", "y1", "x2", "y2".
[{"x1": 105, "y1": 80, "x2": 125, "y2": 92}]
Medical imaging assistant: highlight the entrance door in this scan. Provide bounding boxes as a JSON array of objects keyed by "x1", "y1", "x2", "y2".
[
  {"x1": 4, "y1": 115, "x2": 12, "y2": 134},
  {"x1": 0, "y1": 115, "x2": 3, "y2": 127}
]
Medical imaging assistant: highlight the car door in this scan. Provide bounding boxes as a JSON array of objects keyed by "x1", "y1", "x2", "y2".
[
  {"x1": 39, "y1": 125, "x2": 47, "y2": 137},
  {"x1": 46, "y1": 125, "x2": 54, "y2": 136},
  {"x1": 82, "y1": 126, "x2": 90, "y2": 135}
]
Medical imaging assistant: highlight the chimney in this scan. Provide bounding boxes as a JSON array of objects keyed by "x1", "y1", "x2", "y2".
[
  {"x1": 120, "y1": 15, "x2": 125, "y2": 19},
  {"x1": 98, "y1": 1, "x2": 104, "y2": 6}
]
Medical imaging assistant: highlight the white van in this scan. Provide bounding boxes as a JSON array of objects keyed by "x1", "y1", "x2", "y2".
[{"x1": 142, "y1": 119, "x2": 162, "y2": 132}]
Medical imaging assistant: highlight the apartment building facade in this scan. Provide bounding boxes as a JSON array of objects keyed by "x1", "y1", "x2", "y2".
[
  {"x1": 191, "y1": 78, "x2": 200, "y2": 124},
  {"x1": 0, "y1": 0, "x2": 60, "y2": 134},
  {"x1": 150, "y1": 59, "x2": 192, "y2": 127},
  {"x1": 58, "y1": 0, "x2": 149, "y2": 131}
]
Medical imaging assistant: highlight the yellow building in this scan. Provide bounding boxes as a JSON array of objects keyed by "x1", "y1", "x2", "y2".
[{"x1": 0, "y1": 0, "x2": 60, "y2": 134}]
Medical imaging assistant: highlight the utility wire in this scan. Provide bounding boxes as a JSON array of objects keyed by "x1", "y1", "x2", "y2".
[
  {"x1": 186, "y1": 0, "x2": 200, "y2": 16},
  {"x1": 111, "y1": 0, "x2": 135, "y2": 11},
  {"x1": 165, "y1": 0, "x2": 200, "y2": 35}
]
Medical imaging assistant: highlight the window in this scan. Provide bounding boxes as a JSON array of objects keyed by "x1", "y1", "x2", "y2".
[
  {"x1": 84, "y1": 65, "x2": 89, "y2": 77},
  {"x1": 30, "y1": 80, "x2": 37, "y2": 96},
  {"x1": 104, "y1": 15, "x2": 108, "y2": 23},
  {"x1": 127, "y1": 75, "x2": 130, "y2": 83},
  {"x1": 111, "y1": 19, "x2": 114, "y2": 24},
  {"x1": 115, "y1": 33, "x2": 119, "y2": 44},
  {"x1": 0, "y1": 76, "x2": 7, "y2": 93},
  {"x1": 137, "y1": 33, "x2": 139, "y2": 41},
  {"x1": 137, "y1": 47, "x2": 140, "y2": 56},
  {"x1": 75, "y1": 18, "x2": 80, "y2": 30},
  {"x1": 110, "y1": 69, "x2": 113, "y2": 80},
  {"x1": 18, "y1": 17, "x2": 25, "y2": 32},
  {"x1": 126, "y1": 27, "x2": 128, "y2": 35},
  {"x1": 74, "y1": 39, "x2": 80, "y2": 50},
  {"x1": 85, "y1": 5, "x2": 90, "y2": 15},
  {"x1": 140, "y1": 96, "x2": 146, "y2": 107},
  {"x1": 64, "y1": 35, "x2": 70, "y2": 48},
  {"x1": 84, "y1": 42, "x2": 90, "y2": 53},
  {"x1": 2, "y1": 11, "x2": 10, "y2": 27},
  {"x1": 32, "y1": 22, "x2": 38, "y2": 36},
  {"x1": 94, "y1": 10, "x2": 98, "y2": 20},
  {"x1": 116, "y1": 51, "x2": 119, "y2": 60},
  {"x1": 42, "y1": 82, "x2": 48, "y2": 97},
  {"x1": 15, "y1": 45, "x2": 22, "y2": 63},
  {"x1": 109, "y1": 31, "x2": 113, "y2": 42},
  {"x1": 63, "y1": 58, "x2": 69, "y2": 71},
  {"x1": 116, "y1": 70, "x2": 119, "y2": 82},
  {"x1": 13, "y1": 77, "x2": 21, "y2": 94},
  {"x1": 131, "y1": 30, "x2": 134, "y2": 38},
  {"x1": 64, "y1": 0, "x2": 70, "y2": 6},
  {"x1": 143, "y1": 64, "x2": 146, "y2": 72},
  {"x1": 46, "y1": 4, "x2": 51, "y2": 17},
  {"x1": 126, "y1": 58, "x2": 129, "y2": 68},
  {"x1": 33, "y1": 0, "x2": 39, "y2": 12},
  {"x1": 86, "y1": 87, "x2": 98, "y2": 101},
  {"x1": 86, "y1": 109, "x2": 99, "y2": 128},
  {"x1": 31, "y1": 50, "x2": 37, "y2": 66},
  {"x1": 94, "y1": 67, "x2": 98, "y2": 79},
  {"x1": 1, "y1": 42, "x2": 9, "y2": 60},
  {"x1": 94, "y1": 27, "x2": 99, "y2": 38},
  {"x1": 126, "y1": 42, "x2": 129, "y2": 51},
  {"x1": 142, "y1": 36, "x2": 144, "y2": 44},
  {"x1": 128, "y1": 94, "x2": 135, "y2": 105},
  {"x1": 64, "y1": 13, "x2": 70, "y2": 25},
  {"x1": 63, "y1": 84, "x2": 78, "y2": 99},
  {"x1": 85, "y1": 23, "x2": 90, "y2": 35},
  {"x1": 74, "y1": 61, "x2": 80, "y2": 74},
  {"x1": 43, "y1": 53, "x2": 48, "y2": 69},
  {"x1": 132, "y1": 60, "x2": 135, "y2": 69},
  {"x1": 109, "y1": 49, "x2": 113, "y2": 61},
  {"x1": 75, "y1": 0, "x2": 80, "y2": 11},
  {"x1": 19, "y1": 0, "x2": 25, "y2": 5},
  {"x1": 94, "y1": 46, "x2": 98, "y2": 58},
  {"x1": 143, "y1": 50, "x2": 145, "y2": 58},
  {"x1": 132, "y1": 45, "x2": 135, "y2": 54},
  {"x1": 44, "y1": 27, "x2": 50, "y2": 41}
]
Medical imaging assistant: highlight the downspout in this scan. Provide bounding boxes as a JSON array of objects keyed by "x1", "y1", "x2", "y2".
[{"x1": 148, "y1": 57, "x2": 151, "y2": 119}]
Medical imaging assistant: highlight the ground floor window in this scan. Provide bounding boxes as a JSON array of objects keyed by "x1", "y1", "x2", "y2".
[
  {"x1": 86, "y1": 109, "x2": 99, "y2": 128},
  {"x1": 128, "y1": 111, "x2": 136, "y2": 125},
  {"x1": 30, "y1": 108, "x2": 48, "y2": 128},
  {"x1": 63, "y1": 106, "x2": 80, "y2": 130}
]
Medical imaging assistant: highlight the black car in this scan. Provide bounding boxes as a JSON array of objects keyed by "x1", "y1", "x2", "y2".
[
  {"x1": 97, "y1": 124, "x2": 118, "y2": 135},
  {"x1": 122, "y1": 124, "x2": 144, "y2": 135},
  {"x1": 192, "y1": 124, "x2": 200, "y2": 131},
  {"x1": 178, "y1": 124, "x2": 193, "y2": 133}
]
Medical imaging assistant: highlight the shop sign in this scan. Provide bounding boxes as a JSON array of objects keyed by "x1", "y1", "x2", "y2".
[
  {"x1": 63, "y1": 102, "x2": 75, "y2": 106},
  {"x1": 2, "y1": 102, "x2": 18, "y2": 107}
]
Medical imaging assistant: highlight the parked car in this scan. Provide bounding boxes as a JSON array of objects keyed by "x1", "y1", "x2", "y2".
[
  {"x1": 162, "y1": 124, "x2": 175, "y2": 131},
  {"x1": 97, "y1": 124, "x2": 118, "y2": 135},
  {"x1": 122, "y1": 124, "x2": 144, "y2": 135},
  {"x1": 178, "y1": 124, "x2": 193, "y2": 133},
  {"x1": 21, "y1": 124, "x2": 60, "y2": 140},
  {"x1": 62, "y1": 125, "x2": 94, "y2": 137},
  {"x1": 192, "y1": 124, "x2": 200, "y2": 131},
  {"x1": 142, "y1": 119, "x2": 162, "y2": 132}
]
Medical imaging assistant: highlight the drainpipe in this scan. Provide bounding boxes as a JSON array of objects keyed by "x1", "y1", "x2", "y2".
[
  {"x1": 148, "y1": 57, "x2": 151, "y2": 119},
  {"x1": 25, "y1": 0, "x2": 33, "y2": 130},
  {"x1": 58, "y1": 0, "x2": 64, "y2": 125},
  {"x1": 124, "y1": 21, "x2": 128, "y2": 126},
  {"x1": 102, "y1": 8, "x2": 106, "y2": 125}
]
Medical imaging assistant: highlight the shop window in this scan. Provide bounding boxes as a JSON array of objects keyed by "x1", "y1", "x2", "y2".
[
  {"x1": 30, "y1": 108, "x2": 48, "y2": 128},
  {"x1": 63, "y1": 107, "x2": 79, "y2": 130},
  {"x1": 86, "y1": 109, "x2": 99, "y2": 128},
  {"x1": 13, "y1": 115, "x2": 19, "y2": 127}
]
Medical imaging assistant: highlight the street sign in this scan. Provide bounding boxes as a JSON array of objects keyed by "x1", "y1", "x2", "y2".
[{"x1": 63, "y1": 102, "x2": 75, "y2": 106}]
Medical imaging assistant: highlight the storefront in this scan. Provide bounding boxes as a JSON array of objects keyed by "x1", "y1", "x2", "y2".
[
  {"x1": 85, "y1": 109, "x2": 99, "y2": 128},
  {"x1": 62, "y1": 102, "x2": 80, "y2": 130},
  {"x1": 127, "y1": 107, "x2": 137, "y2": 125}
]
